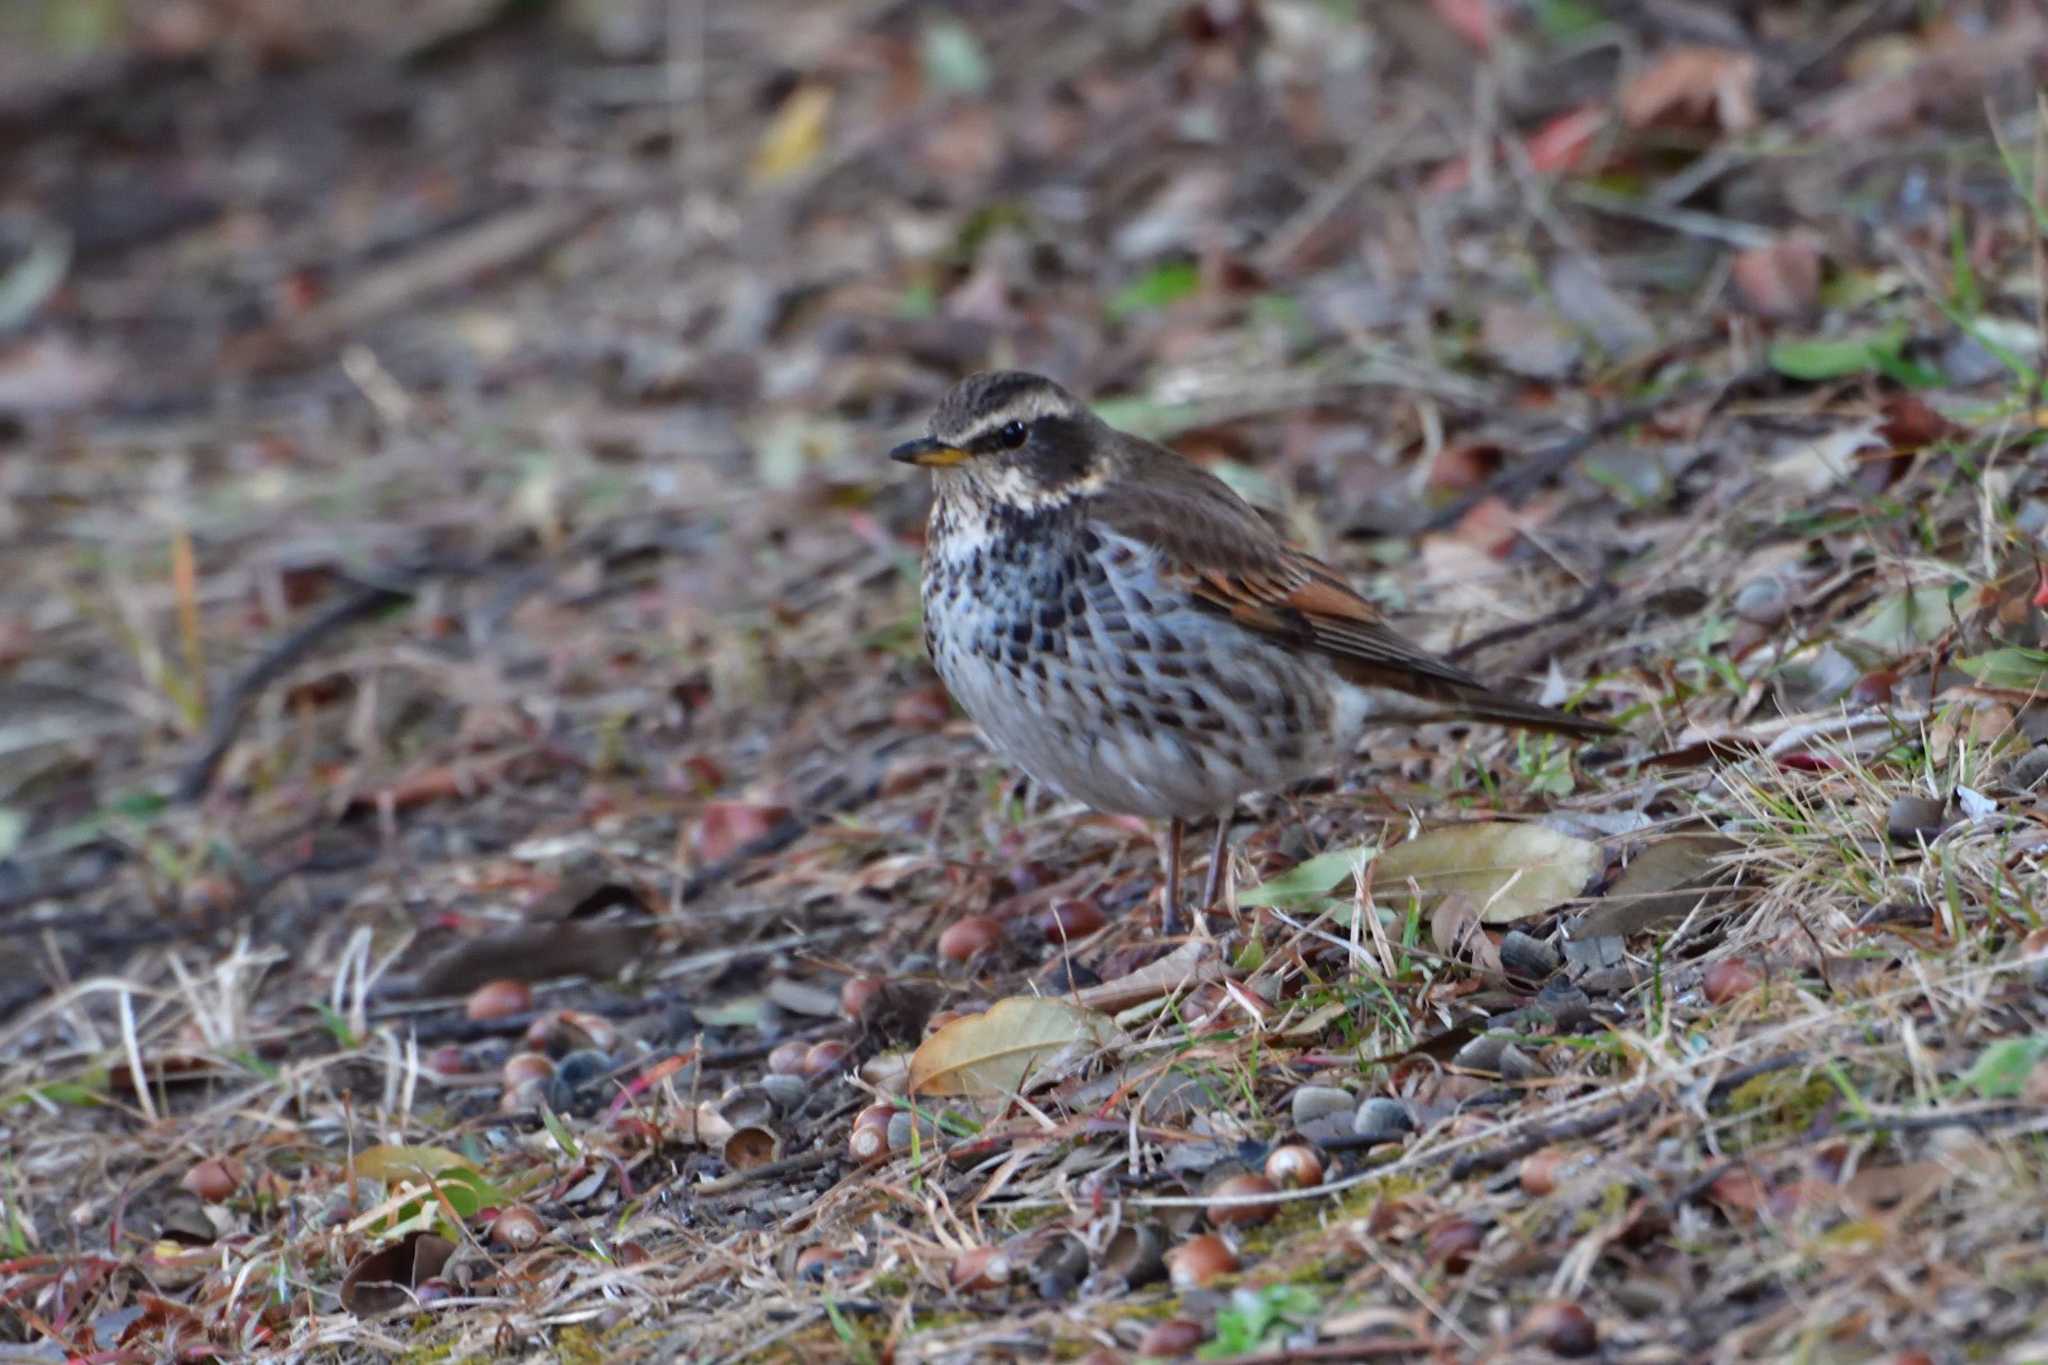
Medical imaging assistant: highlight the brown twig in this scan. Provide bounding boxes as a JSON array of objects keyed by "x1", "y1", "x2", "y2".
[
  {"x1": 1439, "y1": 1053, "x2": 1806, "y2": 1183},
  {"x1": 173, "y1": 577, "x2": 418, "y2": 802},
  {"x1": 1444, "y1": 580, "x2": 1619, "y2": 665}
]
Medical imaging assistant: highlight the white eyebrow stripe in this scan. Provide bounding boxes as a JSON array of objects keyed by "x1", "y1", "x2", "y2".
[{"x1": 946, "y1": 390, "x2": 1073, "y2": 445}]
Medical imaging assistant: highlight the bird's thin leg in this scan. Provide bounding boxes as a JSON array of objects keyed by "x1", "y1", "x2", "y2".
[
  {"x1": 1161, "y1": 818, "x2": 1185, "y2": 936},
  {"x1": 1200, "y1": 814, "x2": 1231, "y2": 909}
]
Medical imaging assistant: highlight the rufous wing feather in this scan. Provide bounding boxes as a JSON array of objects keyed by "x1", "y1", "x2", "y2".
[{"x1": 1094, "y1": 444, "x2": 1614, "y2": 739}]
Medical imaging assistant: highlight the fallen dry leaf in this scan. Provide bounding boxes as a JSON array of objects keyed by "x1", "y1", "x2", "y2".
[
  {"x1": 1427, "y1": 105, "x2": 1606, "y2": 196},
  {"x1": 1428, "y1": 0, "x2": 1497, "y2": 52},
  {"x1": 340, "y1": 1232, "x2": 454, "y2": 1316},
  {"x1": 1766, "y1": 419, "x2": 1887, "y2": 494},
  {"x1": 751, "y1": 82, "x2": 833, "y2": 183},
  {"x1": 1073, "y1": 938, "x2": 1222, "y2": 1013},
  {"x1": 1815, "y1": 14, "x2": 2048, "y2": 138},
  {"x1": 1620, "y1": 47, "x2": 1758, "y2": 132},
  {"x1": 1432, "y1": 894, "x2": 1506, "y2": 973},
  {"x1": 1731, "y1": 235, "x2": 1823, "y2": 318},
  {"x1": 1523, "y1": 105, "x2": 1607, "y2": 174},
  {"x1": 909, "y1": 996, "x2": 1114, "y2": 1097},
  {"x1": 1376, "y1": 823, "x2": 1605, "y2": 924},
  {"x1": 1576, "y1": 832, "x2": 1741, "y2": 938},
  {"x1": 695, "y1": 801, "x2": 793, "y2": 864},
  {"x1": 1481, "y1": 299, "x2": 1581, "y2": 379}
]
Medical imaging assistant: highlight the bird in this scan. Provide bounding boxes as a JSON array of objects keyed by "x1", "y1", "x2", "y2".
[{"x1": 891, "y1": 371, "x2": 1615, "y2": 933}]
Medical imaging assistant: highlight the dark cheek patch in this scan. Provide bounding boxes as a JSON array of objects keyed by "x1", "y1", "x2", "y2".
[{"x1": 1021, "y1": 417, "x2": 1094, "y2": 490}]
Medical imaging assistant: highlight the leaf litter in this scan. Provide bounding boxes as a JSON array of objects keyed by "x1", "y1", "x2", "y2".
[{"x1": 2, "y1": 1, "x2": 2048, "y2": 1361}]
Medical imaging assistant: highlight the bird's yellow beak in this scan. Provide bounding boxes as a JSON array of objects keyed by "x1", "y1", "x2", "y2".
[{"x1": 890, "y1": 437, "x2": 968, "y2": 468}]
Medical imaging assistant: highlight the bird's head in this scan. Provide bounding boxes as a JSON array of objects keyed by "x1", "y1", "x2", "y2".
[{"x1": 891, "y1": 371, "x2": 1112, "y2": 510}]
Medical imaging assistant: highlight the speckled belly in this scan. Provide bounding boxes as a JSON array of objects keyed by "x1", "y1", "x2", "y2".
[{"x1": 923, "y1": 524, "x2": 1346, "y2": 820}]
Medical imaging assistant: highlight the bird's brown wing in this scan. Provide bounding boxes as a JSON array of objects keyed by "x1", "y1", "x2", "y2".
[{"x1": 1091, "y1": 442, "x2": 1614, "y2": 738}]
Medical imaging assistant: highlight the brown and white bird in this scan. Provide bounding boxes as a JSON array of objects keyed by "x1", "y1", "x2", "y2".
[{"x1": 892, "y1": 371, "x2": 1613, "y2": 931}]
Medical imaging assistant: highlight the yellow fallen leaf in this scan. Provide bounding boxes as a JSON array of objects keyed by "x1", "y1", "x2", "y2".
[
  {"x1": 909, "y1": 996, "x2": 1113, "y2": 1097},
  {"x1": 350, "y1": 1144, "x2": 478, "y2": 1183},
  {"x1": 750, "y1": 83, "x2": 833, "y2": 184},
  {"x1": 1375, "y1": 822, "x2": 1604, "y2": 924}
]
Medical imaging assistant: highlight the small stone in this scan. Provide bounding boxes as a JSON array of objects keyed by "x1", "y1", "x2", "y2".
[
  {"x1": 1940, "y1": 332, "x2": 2008, "y2": 387},
  {"x1": 2013, "y1": 746, "x2": 2048, "y2": 792},
  {"x1": 1291, "y1": 1084, "x2": 1352, "y2": 1129},
  {"x1": 1499, "y1": 930, "x2": 1561, "y2": 980},
  {"x1": 1732, "y1": 574, "x2": 1791, "y2": 625},
  {"x1": 758, "y1": 1074, "x2": 807, "y2": 1113},
  {"x1": 1528, "y1": 979, "x2": 1595, "y2": 1030},
  {"x1": 1886, "y1": 794, "x2": 1951, "y2": 845},
  {"x1": 1031, "y1": 1234, "x2": 1090, "y2": 1300},
  {"x1": 554, "y1": 1049, "x2": 613, "y2": 1093},
  {"x1": 1352, "y1": 1096, "x2": 1415, "y2": 1142},
  {"x1": 1453, "y1": 1033, "x2": 1510, "y2": 1072}
]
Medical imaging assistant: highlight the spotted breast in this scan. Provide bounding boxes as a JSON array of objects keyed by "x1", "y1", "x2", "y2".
[{"x1": 920, "y1": 496, "x2": 1397, "y2": 822}]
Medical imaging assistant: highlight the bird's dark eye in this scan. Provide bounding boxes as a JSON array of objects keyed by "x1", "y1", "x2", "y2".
[{"x1": 996, "y1": 420, "x2": 1028, "y2": 449}]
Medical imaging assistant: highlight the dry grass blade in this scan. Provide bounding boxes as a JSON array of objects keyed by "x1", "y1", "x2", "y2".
[{"x1": 4, "y1": 4, "x2": 2047, "y2": 1361}]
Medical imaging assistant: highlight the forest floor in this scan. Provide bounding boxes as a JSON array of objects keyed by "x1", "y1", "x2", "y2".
[{"x1": 4, "y1": 1, "x2": 2048, "y2": 1360}]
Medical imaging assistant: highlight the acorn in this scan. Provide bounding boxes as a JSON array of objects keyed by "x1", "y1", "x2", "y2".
[
  {"x1": 1264, "y1": 1144, "x2": 1323, "y2": 1190},
  {"x1": 801, "y1": 1040, "x2": 851, "y2": 1076},
  {"x1": 1520, "y1": 1300, "x2": 1597, "y2": 1357},
  {"x1": 950, "y1": 1245, "x2": 1011, "y2": 1292},
  {"x1": 490, "y1": 1205, "x2": 545, "y2": 1251},
  {"x1": 1165, "y1": 1234, "x2": 1238, "y2": 1289},
  {"x1": 1206, "y1": 1173, "x2": 1278, "y2": 1227},
  {"x1": 465, "y1": 978, "x2": 532, "y2": 1021},
  {"x1": 938, "y1": 915, "x2": 1003, "y2": 964},
  {"x1": 180, "y1": 1157, "x2": 242, "y2": 1203}
]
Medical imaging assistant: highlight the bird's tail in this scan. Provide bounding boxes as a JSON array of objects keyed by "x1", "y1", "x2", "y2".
[{"x1": 1432, "y1": 687, "x2": 1617, "y2": 740}]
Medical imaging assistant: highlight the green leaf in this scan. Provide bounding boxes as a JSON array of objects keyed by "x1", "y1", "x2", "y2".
[
  {"x1": 1239, "y1": 844, "x2": 1376, "y2": 908},
  {"x1": 1955, "y1": 1037, "x2": 2048, "y2": 1099},
  {"x1": 1950, "y1": 208, "x2": 1981, "y2": 318},
  {"x1": 1533, "y1": 0, "x2": 1604, "y2": 40},
  {"x1": 1958, "y1": 647, "x2": 2048, "y2": 690},
  {"x1": 540, "y1": 1105, "x2": 581, "y2": 1160},
  {"x1": 1232, "y1": 937, "x2": 1266, "y2": 973},
  {"x1": 110, "y1": 789, "x2": 169, "y2": 822},
  {"x1": 823, "y1": 1297, "x2": 878, "y2": 1365},
  {"x1": 920, "y1": 20, "x2": 989, "y2": 94},
  {"x1": 1850, "y1": 585, "x2": 1956, "y2": 652},
  {"x1": 44, "y1": 0, "x2": 122, "y2": 55},
  {"x1": 896, "y1": 281, "x2": 937, "y2": 319},
  {"x1": 1768, "y1": 335, "x2": 1886, "y2": 381},
  {"x1": 313, "y1": 1002, "x2": 360, "y2": 1048},
  {"x1": 1202, "y1": 1284, "x2": 1321, "y2": 1358},
  {"x1": 1107, "y1": 261, "x2": 1200, "y2": 319},
  {"x1": 1866, "y1": 343, "x2": 1946, "y2": 389},
  {"x1": 1766, "y1": 329, "x2": 1940, "y2": 386},
  {"x1": 354, "y1": 1144, "x2": 504, "y2": 1229},
  {"x1": 5, "y1": 1080, "x2": 104, "y2": 1108}
]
